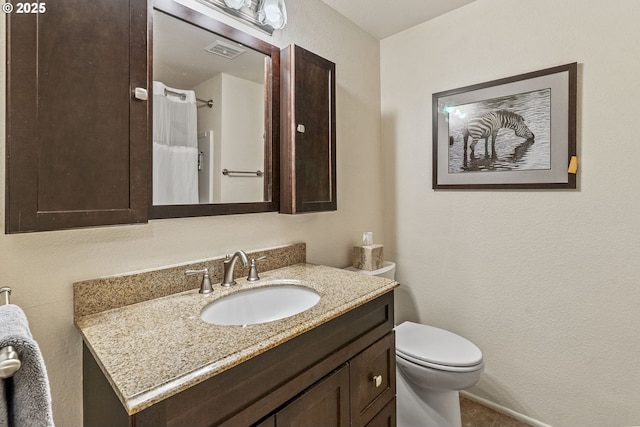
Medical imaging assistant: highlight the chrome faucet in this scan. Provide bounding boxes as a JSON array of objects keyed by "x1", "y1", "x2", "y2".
[{"x1": 221, "y1": 250, "x2": 249, "y2": 287}]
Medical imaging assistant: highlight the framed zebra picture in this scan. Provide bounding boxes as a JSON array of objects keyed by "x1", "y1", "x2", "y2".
[{"x1": 432, "y1": 63, "x2": 577, "y2": 189}]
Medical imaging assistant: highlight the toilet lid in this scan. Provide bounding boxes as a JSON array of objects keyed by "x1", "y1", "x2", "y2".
[{"x1": 395, "y1": 321, "x2": 483, "y2": 368}]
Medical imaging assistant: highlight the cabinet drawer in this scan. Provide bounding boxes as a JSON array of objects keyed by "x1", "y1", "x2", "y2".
[{"x1": 350, "y1": 332, "x2": 396, "y2": 427}]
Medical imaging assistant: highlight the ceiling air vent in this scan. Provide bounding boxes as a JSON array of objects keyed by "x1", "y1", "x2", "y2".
[{"x1": 205, "y1": 40, "x2": 247, "y2": 59}]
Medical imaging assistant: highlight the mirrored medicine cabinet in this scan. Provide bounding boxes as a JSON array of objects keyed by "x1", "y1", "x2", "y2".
[
  {"x1": 150, "y1": 0, "x2": 280, "y2": 219},
  {"x1": 5, "y1": 0, "x2": 335, "y2": 233}
]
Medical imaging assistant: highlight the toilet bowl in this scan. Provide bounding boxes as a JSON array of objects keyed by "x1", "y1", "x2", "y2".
[
  {"x1": 346, "y1": 261, "x2": 484, "y2": 427},
  {"x1": 395, "y1": 321, "x2": 484, "y2": 427}
]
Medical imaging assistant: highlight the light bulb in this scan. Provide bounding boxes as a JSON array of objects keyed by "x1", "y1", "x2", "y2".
[
  {"x1": 223, "y1": 0, "x2": 248, "y2": 10},
  {"x1": 259, "y1": 0, "x2": 287, "y2": 29}
]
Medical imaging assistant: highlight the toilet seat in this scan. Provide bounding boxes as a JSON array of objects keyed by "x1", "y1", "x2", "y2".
[{"x1": 395, "y1": 321, "x2": 483, "y2": 372}]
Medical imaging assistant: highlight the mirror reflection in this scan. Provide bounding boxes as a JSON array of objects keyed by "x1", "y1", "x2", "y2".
[{"x1": 153, "y1": 10, "x2": 268, "y2": 205}]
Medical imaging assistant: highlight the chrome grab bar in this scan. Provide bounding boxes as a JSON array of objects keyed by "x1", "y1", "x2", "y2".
[
  {"x1": 222, "y1": 168, "x2": 264, "y2": 177},
  {"x1": 163, "y1": 88, "x2": 213, "y2": 108}
]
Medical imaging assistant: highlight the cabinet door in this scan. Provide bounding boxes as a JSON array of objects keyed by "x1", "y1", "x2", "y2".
[
  {"x1": 275, "y1": 364, "x2": 349, "y2": 427},
  {"x1": 365, "y1": 398, "x2": 396, "y2": 427},
  {"x1": 255, "y1": 416, "x2": 275, "y2": 427},
  {"x1": 351, "y1": 332, "x2": 396, "y2": 427},
  {"x1": 5, "y1": 0, "x2": 149, "y2": 233},
  {"x1": 280, "y1": 44, "x2": 336, "y2": 214}
]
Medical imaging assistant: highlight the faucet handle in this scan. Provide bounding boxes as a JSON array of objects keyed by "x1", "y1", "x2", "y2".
[
  {"x1": 247, "y1": 256, "x2": 267, "y2": 282},
  {"x1": 185, "y1": 268, "x2": 213, "y2": 294}
]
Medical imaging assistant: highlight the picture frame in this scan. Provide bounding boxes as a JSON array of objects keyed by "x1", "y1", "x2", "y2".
[{"x1": 432, "y1": 63, "x2": 577, "y2": 189}]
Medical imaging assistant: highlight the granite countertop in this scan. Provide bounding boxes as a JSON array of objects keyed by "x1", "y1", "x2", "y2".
[{"x1": 75, "y1": 263, "x2": 397, "y2": 415}]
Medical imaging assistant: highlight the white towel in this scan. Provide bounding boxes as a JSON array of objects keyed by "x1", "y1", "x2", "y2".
[{"x1": 0, "y1": 304, "x2": 54, "y2": 427}]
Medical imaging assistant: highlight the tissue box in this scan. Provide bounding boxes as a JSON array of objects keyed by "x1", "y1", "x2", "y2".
[{"x1": 352, "y1": 244, "x2": 384, "y2": 271}]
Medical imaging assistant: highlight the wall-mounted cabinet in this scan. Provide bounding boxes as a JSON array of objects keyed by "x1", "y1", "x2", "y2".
[
  {"x1": 280, "y1": 45, "x2": 337, "y2": 214},
  {"x1": 6, "y1": 9, "x2": 336, "y2": 231},
  {"x1": 5, "y1": 0, "x2": 283, "y2": 232},
  {"x1": 5, "y1": 0, "x2": 149, "y2": 233}
]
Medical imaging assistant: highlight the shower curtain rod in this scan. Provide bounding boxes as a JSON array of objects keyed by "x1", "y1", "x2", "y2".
[{"x1": 163, "y1": 88, "x2": 213, "y2": 108}]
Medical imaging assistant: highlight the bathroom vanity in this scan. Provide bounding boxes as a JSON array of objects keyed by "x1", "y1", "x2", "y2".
[{"x1": 76, "y1": 261, "x2": 397, "y2": 427}]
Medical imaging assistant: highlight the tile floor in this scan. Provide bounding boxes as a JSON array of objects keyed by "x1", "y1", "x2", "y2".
[{"x1": 460, "y1": 397, "x2": 534, "y2": 427}]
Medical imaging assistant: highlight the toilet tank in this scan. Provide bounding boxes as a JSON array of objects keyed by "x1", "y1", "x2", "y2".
[{"x1": 345, "y1": 261, "x2": 396, "y2": 280}]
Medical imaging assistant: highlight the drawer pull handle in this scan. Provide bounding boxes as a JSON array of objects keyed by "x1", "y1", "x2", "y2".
[{"x1": 372, "y1": 374, "x2": 383, "y2": 387}]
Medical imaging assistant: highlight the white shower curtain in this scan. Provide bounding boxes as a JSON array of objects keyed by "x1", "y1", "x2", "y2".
[{"x1": 152, "y1": 81, "x2": 199, "y2": 205}]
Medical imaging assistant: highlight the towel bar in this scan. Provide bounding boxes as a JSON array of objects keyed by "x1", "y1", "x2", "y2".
[
  {"x1": 0, "y1": 287, "x2": 22, "y2": 379},
  {"x1": 222, "y1": 168, "x2": 264, "y2": 177},
  {"x1": 0, "y1": 286, "x2": 10, "y2": 305}
]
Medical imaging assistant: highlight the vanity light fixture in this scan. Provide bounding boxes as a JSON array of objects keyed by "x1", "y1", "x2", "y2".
[
  {"x1": 223, "y1": 0, "x2": 251, "y2": 10},
  {"x1": 198, "y1": 0, "x2": 281, "y2": 34},
  {"x1": 258, "y1": 0, "x2": 287, "y2": 30}
]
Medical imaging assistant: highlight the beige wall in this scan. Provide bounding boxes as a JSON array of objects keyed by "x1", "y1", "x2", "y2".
[
  {"x1": 195, "y1": 72, "x2": 265, "y2": 203},
  {"x1": 219, "y1": 73, "x2": 264, "y2": 202},
  {"x1": 0, "y1": 1, "x2": 383, "y2": 425},
  {"x1": 381, "y1": 1, "x2": 640, "y2": 426}
]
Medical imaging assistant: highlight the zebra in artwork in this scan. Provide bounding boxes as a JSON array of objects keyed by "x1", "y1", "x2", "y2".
[{"x1": 457, "y1": 109, "x2": 535, "y2": 158}]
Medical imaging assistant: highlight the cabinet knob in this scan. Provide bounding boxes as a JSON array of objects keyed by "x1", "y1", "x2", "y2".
[
  {"x1": 372, "y1": 374, "x2": 383, "y2": 388},
  {"x1": 133, "y1": 87, "x2": 148, "y2": 101},
  {"x1": 296, "y1": 124, "x2": 306, "y2": 133}
]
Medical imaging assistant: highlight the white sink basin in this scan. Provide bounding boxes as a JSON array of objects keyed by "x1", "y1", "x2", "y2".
[{"x1": 200, "y1": 281, "x2": 321, "y2": 326}]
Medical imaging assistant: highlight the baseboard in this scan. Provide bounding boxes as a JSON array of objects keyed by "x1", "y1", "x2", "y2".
[{"x1": 460, "y1": 391, "x2": 553, "y2": 427}]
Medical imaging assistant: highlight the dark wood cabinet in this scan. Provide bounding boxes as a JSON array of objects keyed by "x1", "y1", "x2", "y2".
[
  {"x1": 257, "y1": 331, "x2": 396, "y2": 427},
  {"x1": 273, "y1": 364, "x2": 350, "y2": 427},
  {"x1": 83, "y1": 292, "x2": 395, "y2": 427},
  {"x1": 280, "y1": 45, "x2": 336, "y2": 214},
  {"x1": 5, "y1": 0, "x2": 149, "y2": 233},
  {"x1": 365, "y1": 399, "x2": 397, "y2": 427},
  {"x1": 351, "y1": 332, "x2": 396, "y2": 427}
]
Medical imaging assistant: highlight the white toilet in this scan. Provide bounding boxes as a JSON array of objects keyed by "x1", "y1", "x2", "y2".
[
  {"x1": 347, "y1": 262, "x2": 484, "y2": 427},
  {"x1": 395, "y1": 321, "x2": 484, "y2": 427}
]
